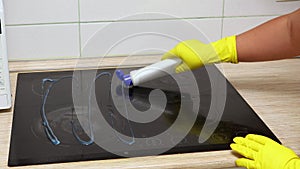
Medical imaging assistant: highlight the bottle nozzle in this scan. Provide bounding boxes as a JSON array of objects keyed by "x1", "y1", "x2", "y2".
[{"x1": 116, "y1": 70, "x2": 133, "y2": 87}]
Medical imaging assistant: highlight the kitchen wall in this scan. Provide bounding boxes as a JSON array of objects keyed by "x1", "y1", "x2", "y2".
[{"x1": 3, "y1": 0, "x2": 300, "y2": 61}]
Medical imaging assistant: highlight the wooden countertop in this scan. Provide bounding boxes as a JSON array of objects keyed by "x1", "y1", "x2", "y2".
[{"x1": 0, "y1": 56, "x2": 299, "y2": 169}]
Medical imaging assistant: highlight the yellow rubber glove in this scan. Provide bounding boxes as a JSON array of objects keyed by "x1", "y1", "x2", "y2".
[
  {"x1": 162, "y1": 36, "x2": 238, "y2": 73},
  {"x1": 230, "y1": 134, "x2": 300, "y2": 169}
]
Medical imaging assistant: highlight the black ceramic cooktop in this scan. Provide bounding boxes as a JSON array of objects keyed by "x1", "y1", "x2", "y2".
[{"x1": 8, "y1": 65, "x2": 280, "y2": 166}]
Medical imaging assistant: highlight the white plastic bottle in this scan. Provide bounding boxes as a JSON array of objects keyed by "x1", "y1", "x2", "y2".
[{"x1": 116, "y1": 58, "x2": 182, "y2": 87}]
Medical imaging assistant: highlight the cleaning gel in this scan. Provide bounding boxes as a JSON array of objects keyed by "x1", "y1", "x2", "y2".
[{"x1": 116, "y1": 58, "x2": 182, "y2": 87}]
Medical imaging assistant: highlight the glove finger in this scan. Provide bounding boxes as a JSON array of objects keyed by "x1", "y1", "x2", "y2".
[
  {"x1": 233, "y1": 137, "x2": 262, "y2": 152},
  {"x1": 175, "y1": 63, "x2": 190, "y2": 73},
  {"x1": 246, "y1": 134, "x2": 274, "y2": 145},
  {"x1": 236, "y1": 158, "x2": 257, "y2": 169},
  {"x1": 230, "y1": 143, "x2": 255, "y2": 160},
  {"x1": 161, "y1": 48, "x2": 177, "y2": 60}
]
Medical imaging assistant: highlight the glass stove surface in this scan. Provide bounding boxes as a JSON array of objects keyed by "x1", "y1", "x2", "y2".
[{"x1": 8, "y1": 65, "x2": 280, "y2": 166}]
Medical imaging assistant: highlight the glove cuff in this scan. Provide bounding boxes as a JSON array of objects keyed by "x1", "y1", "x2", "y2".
[
  {"x1": 284, "y1": 157, "x2": 300, "y2": 169},
  {"x1": 263, "y1": 142, "x2": 299, "y2": 169},
  {"x1": 211, "y1": 35, "x2": 238, "y2": 64}
]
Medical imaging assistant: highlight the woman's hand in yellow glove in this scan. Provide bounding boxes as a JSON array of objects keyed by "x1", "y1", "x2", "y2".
[
  {"x1": 162, "y1": 36, "x2": 238, "y2": 73},
  {"x1": 231, "y1": 134, "x2": 300, "y2": 169}
]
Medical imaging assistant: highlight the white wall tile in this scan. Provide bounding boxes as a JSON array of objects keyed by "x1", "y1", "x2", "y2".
[
  {"x1": 222, "y1": 16, "x2": 276, "y2": 37},
  {"x1": 3, "y1": 0, "x2": 78, "y2": 25},
  {"x1": 80, "y1": 19, "x2": 222, "y2": 58},
  {"x1": 80, "y1": 0, "x2": 223, "y2": 22},
  {"x1": 6, "y1": 24, "x2": 80, "y2": 60},
  {"x1": 224, "y1": 0, "x2": 300, "y2": 16},
  {"x1": 5, "y1": 0, "x2": 297, "y2": 61}
]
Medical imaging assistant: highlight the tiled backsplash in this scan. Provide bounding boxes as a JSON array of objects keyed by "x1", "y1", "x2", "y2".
[
  {"x1": 79, "y1": 0, "x2": 223, "y2": 22},
  {"x1": 4, "y1": 0, "x2": 78, "y2": 25},
  {"x1": 222, "y1": 16, "x2": 277, "y2": 37},
  {"x1": 3, "y1": 0, "x2": 300, "y2": 60},
  {"x1": 6, "y1": 24, "x2": 80, "y2": 60},
  {"x1": 80, "y1": 18, "x2": 222, "y2": 58},
  {"x1": 224, "y1": 0, "x2": 300, "y2": 16}
]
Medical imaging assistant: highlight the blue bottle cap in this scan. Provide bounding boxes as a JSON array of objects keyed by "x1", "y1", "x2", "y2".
[
  {"x1": 123, "y1": 74, "x2": 133, "y2": 87},
  {"x1": 116, "y1": 70, "x2": 133, "y2": 87}
]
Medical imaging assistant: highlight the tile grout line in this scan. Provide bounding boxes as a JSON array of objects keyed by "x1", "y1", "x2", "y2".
[
  {"x1": 78, "y1": 0, "x2": 82, "y2": 58},
  {"x1": 77, "y1": 15, "x2": 280, "y2": 23},
  {"x1": 6, "y1": 21, "x2": 79, "y2": 27},
  {"x1": 221, "y1": 0, "x2": 225, "y2": 38},
  {"x1": 5, "y1": 15, "x2": 280, "y2": 27}
]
